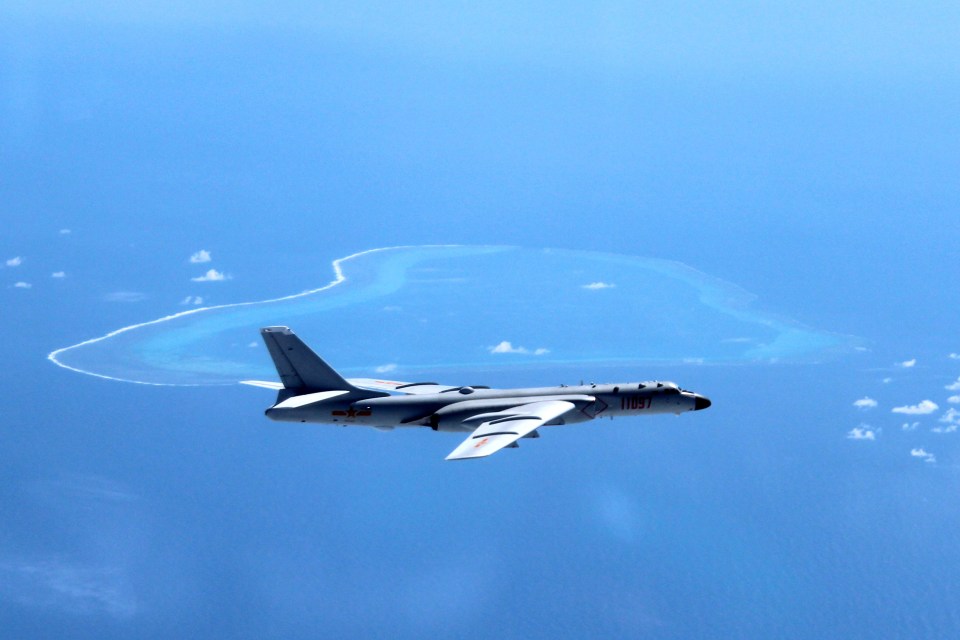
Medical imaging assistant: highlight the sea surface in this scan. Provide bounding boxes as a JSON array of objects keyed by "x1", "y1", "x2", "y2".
[{"x1": 3, "y1": 4, "x2": 959, "y2": 638}]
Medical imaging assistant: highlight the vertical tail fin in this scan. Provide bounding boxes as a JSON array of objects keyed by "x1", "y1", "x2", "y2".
[{"x1": 260, "y1": 326, "x2": 372, "y2": 394}]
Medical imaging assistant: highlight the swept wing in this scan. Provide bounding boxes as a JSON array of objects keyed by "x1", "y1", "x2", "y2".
[{"x1": 445, "y1": 400, "x2": 577, "y2": 461}]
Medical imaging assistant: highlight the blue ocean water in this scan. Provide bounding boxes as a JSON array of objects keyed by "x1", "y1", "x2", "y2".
[{"x1": 2, "y1": 4, "x2": 960, "y2": 639}]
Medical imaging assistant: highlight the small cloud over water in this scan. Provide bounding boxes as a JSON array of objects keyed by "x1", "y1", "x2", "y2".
[
  {"x1": 892, "y1": 400, "x2": 938, "y2": 415},
  {"x1": 191, "y1": 269, "x2": 230, "y2": 282},
  {"x1": 189, "y1": 250, "x2": 212, "y2": 264},
  {"x1": 938, "y1": 408, "x2": 960, "y2": 428},
  {"x1": 489, "y1": 341, "x2": 549, "y2": 355},
  {"x1": 847, "y1": 426, "x2": 876, "y2": 441}
]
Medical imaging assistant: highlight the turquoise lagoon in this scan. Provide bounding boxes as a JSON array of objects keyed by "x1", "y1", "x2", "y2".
[{"x1": 50, "y1": 246, "x2": 855, "y2": 385}]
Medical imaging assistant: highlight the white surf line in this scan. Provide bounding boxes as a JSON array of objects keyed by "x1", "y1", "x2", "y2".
[{"x1": 47, "y1": 245, "x2": 465, "y2": 386}]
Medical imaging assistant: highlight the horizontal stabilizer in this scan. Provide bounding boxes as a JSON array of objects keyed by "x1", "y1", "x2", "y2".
[
  {"x1": 239, "y1": 380, "x2": 284, "y2": 390},
  {"x1": 272, "y1": 389, "x2": 350, "y2": 409}
]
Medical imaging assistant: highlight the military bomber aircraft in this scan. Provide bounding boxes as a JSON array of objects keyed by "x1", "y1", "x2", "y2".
[{"x1": 242, "y1": 327, "x2": 711, "y2": 460}]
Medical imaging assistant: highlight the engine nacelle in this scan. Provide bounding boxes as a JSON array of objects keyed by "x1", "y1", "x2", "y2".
[
  {"x1": 427, "y1": 397, "x2": 532, "y2": 432},
  {"x1": 429, "y1": 411, "x2": 477, "y2": 432}
]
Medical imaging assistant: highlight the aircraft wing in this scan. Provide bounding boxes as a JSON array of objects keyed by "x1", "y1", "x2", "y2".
[
  {"x1": 348, "y1": 378, "x2": 458, "y2": 394},
  {"x1": 445, "y1": 400, "x2": 577, "y2": 461}
]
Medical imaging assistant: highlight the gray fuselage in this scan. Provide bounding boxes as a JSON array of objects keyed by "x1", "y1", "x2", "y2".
[{"x1": 266, "y1": 381, "x2": 707, "y2": 432}]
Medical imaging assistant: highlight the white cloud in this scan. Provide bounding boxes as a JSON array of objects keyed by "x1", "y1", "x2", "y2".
[
  {"x1": 179, "y1": 296, "x2": 203, "y2": 306},
  {"x1": 945, "y1": 377, "x2": 960, "y2": 392},
  {"x1": 51, "y1": 271, "x2": 65, "y2": 278},
  {"x1": 932, "y1": 400, "x2": 959, "y2": 433},
  {"x1": 846, "y1": 426, "x2": 876, "y2": 441},
  {"x1": 375, "y1": 363, "x2": 398, "y2": 374},
  {"x1": 6, "y1": 256, "x2": 22, "y2": 267},
  {"x1": 910, "y1": 448, "x2": 936, "y2": 463},
  {"x1": 191, "y1": 269, "x2": 230, "y2": 282},
  {"x1": 892, "y1": 400, "x2": 938, "y2": 415},
  {"x1": 490, "y1": 341, "x2": 524, "y2": 354},
  {"x1": 189, "y1": 249, "x2": 212, "y2": 264},
  {"x1": 853, "y1": 397, "x2": 878, "y2": 410},
  {"x1": 898, "y1": 358, "x2": 917, "y2": 368},
  {"x1": 901, "y1": 422, "x2": 920, "y2": 431},
  {"x1": 13, "y1": 281, "x2": 31, "y2": 289},
  {"x1": 939, "y1": 408, "x2": 960, "y2": 426},
  {"x1": 489, "y1": 341, "x2": 549, "y2": 356},
  {"x1": 949, "y1": 353, "x2": 960, "y2": 360},
  {"x1": 882, "y1": 377, "x2": 893, "y2": 384},
  {"x1": 103, "y1": 291, "x2": 146, "y2": 302},
  {"x1": 948, "y1": 395, "x2": 960, "y2": 404},
  {"x1": 59, "y1": 228, "x2": 72, "y2": 235},
  {"x1": 581, "y1": 281, "x2": 616, "y2": 290},
  {"x1": 247, "y1": 341, "x2": 259, "y2": 348}
]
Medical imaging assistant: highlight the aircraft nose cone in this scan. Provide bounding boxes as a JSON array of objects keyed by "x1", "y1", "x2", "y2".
[{"x1": 694, "y1": 395, "x2": 712, "y2": 411}]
